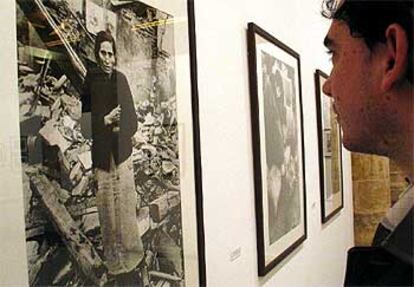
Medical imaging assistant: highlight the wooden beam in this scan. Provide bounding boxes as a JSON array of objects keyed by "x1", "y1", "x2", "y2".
[{"x1": 30, "y1": 174, "x2": 107, "y2": 286}]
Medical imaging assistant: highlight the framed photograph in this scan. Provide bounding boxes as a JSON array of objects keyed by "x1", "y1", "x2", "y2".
[
  {"x1": 315, "y1": 70, "x2": 344, "y2": 223},
  {"x1": 15, "y1": 0, "x2": 205, "y2": 286},
  {"x1": 247, "y1": 22, "x2": 307, "y2": 276},
  {"x1": 323, "y1": 129, "x2": 333, "y2": 157}
]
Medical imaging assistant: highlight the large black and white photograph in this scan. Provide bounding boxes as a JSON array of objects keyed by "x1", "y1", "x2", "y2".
[
  {"x1": 315, "y1": 70, "x2": 343, "y2": 223},
  {"x1": 247, "y1": 22, "x2": 306, "y2": 276},
  {"x1": 15, "y1": 0, "x2": 204, "y2": 286}
]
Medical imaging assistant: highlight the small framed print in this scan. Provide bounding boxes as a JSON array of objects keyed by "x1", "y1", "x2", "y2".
[
  {"x1": 323, "y1": 129, "x2": 333, "y2": 157},
  {"x1": 315, "y1": 69, "x2": 344, "y2": 223},
  {"x1": 14, "y1": 0, "x2": 205, "y2": 286},
  {"x1": 247, "y1": 22, "x2": 307, "y2": 276}
]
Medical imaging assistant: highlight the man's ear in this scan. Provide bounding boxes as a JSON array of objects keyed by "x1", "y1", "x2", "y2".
[{"x1": 381, "y1": 24, "x2": 409, "y2": 91}]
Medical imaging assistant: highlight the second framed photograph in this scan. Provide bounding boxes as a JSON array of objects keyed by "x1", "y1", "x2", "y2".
[
  {"x1": 315, "y1": 70, "x2": 344, "y2": 223},
  {"x1": 247, "y1": 22, "x2": 307, "y2": 276}
]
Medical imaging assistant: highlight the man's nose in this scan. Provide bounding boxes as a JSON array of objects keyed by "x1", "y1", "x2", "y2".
[{"x1": 322, "y1": 76, "x2": 332, "y2": 98}]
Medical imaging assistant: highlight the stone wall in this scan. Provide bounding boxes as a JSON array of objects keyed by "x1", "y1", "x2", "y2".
[
  {"x1": 389, "y1": 160, "x2": 410, "y2": 205},
  {"x1": 351, "y1": 153, "x2": 390, "y2": 246}
]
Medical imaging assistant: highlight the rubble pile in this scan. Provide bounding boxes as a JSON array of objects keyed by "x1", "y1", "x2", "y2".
[
  {"x1": 42, "y1": 0, "x2": 83, "y2": 44},
  {"x1": 132, "y1": 98, "x2": 184, "y2": 258},
  {"x1": 19, "y1": 59, "x2": 93, "y2": 197}
]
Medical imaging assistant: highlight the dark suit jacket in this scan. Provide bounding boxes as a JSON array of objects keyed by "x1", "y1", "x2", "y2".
[
  {"x1": 344, "y1": 208, "x2": 413, "y2": 286},
  {"x1": 82, "y1": 65, "x2": 137, "y2": 171}
]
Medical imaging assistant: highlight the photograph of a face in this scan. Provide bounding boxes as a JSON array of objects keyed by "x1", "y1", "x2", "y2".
[
  {"x1": 315, "y1": 70, "x2": 344, "y2": 223},
  {"x1": 15, "y1": 0, "x2": 204, "y2": 286},
  {"x1": 248, "y1": 22, "x2": 307, "y2": 276}
]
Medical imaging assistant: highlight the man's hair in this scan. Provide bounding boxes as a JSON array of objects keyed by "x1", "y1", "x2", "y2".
[
  {"x1": 94, "y1": 30, "x2": 117, "y2": 63},
  {"x1": 322, "y1": 0, "x2": 413, "y2": 82}
]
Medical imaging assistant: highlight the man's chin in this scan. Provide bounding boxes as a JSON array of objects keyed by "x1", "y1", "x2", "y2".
[
  {"x1": 342, "y1": 133, "x2": 365, "y2": 154},
  {"x1": 342, "y1": 135, "x2": 388, "y2": 157}
]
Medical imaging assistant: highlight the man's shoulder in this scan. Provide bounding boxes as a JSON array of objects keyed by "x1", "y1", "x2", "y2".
[
  {"x1": 373, "y1": 184, "x2": 413, "y2": 265},
  {"x1": 382, "y1": 207, "x2": 413, "y2": 266}
]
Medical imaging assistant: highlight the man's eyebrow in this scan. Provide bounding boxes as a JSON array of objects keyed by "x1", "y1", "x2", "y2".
[{"x1": 323, "y1": 36, "x2": 334, "y2": 49}]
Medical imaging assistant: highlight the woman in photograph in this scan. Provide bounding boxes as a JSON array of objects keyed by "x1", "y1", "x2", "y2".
[{"x1": 82, "y1": 30, "x2": 144, "y2": 285}]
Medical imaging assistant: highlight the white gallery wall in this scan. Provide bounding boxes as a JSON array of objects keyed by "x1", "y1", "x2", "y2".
[
  {"x1": 0, "y1": 0, "x2": 354, "y2": 286},
  {"x1": 195, "y1": 0, "x2": 354, "y2": 286},
  {"x1": 0, "y1": 1, "x2": 29, "y2": 286}
]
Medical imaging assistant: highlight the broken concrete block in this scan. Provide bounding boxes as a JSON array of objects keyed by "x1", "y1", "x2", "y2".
[
  {"x1": 77, "y1": 151, "x2": 92, "y2": 171},
  {"x1": 81, "y1": 212, "x2": 100, "y2": 234},
  {"x1": 62, "y1": 115, "x2": 76, "y2": 130},
  {"x1": 69, "y1": 161, "x2": 82, "y2": 184},
  {"x1": 72, "y1": 176, "x2": 88, "y2": 196},
  {"x1": 154, "y1": 126, "x2": 163, "y2": 136},
  {"x1": 161, "y1": 161, "x2": 175, "y2": 175},
  {"x1": 137, "y1": 207, "x2": 150, "y2": 237},
  {"x1": 66, "y1": 144, "x2": 89, "y2": 164},
  {"x1": 39, "y1": 120, "x2": 71, "y2": 152},
  {"x1": 61, "y1": 94, "x2": 81, "y2": 120},
  {"x1": 35, "y1": 105, "x2": 51, "y2": 119},
  {"x1": 19, "y1": 91, "x2": 35, "y2": 105},
  {"x1": 149, "y1": 192, "x2": 180, "y2": 223},
  {"x1": 53, "y1": 75, "x2": 67, "y2": 90},
  {"x1": 26, "y1": 240, "x2": 40, "y2": 266},
  {"x1": 21, "y1": 73, "x2": 40, "y2": 89}
]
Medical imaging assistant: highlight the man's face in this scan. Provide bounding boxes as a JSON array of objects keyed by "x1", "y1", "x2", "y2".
[
  {"x1": 98, "y1": 41, "x2": 115, "y2": 74},
  {"x1": 323, "y1": 20, "x2": 386, "y2": 154}
]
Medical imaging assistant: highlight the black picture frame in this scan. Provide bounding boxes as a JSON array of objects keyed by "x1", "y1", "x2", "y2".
[
  {"x1": 314, "y1": 69, "x2": 344, "y2": 224},
  {"x1": 247, "y1": 22, "x2": 307, "y2": 276},
  {"x1": 14, "y1": 0, "x2": 205, "y2": 285},
  {"x1": 188, "y1": 1, "x2": 207, "y2": 285}
]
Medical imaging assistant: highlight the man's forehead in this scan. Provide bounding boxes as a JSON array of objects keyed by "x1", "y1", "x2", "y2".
[{"x1": 324, "y1": 20, "x2": 347, "y2": 48}]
